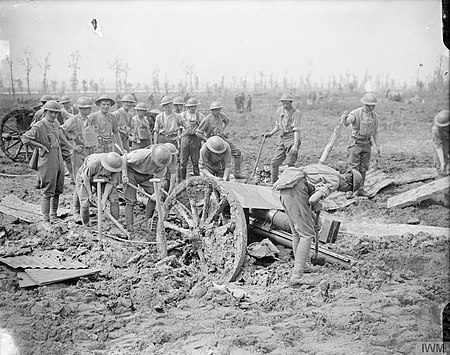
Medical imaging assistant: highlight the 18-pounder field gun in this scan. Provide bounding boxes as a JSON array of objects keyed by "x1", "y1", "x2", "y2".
[{"x1": 158, "y1": 176, "x2": 355, "y2": 283}]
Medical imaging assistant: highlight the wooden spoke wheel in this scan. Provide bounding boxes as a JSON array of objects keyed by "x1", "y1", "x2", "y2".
[
  {"x1": 0, "y1": 108, "x2": 34, "y2": 162},
  {"x1": 160, "y1": 176, "x2": 248, "y2": 283}
]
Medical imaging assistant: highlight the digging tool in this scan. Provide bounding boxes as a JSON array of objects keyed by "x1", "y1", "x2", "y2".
[
  {"x1": 319, "y1": 110, "x2": 348, "y2": 164},
  {"x1": 251, "y1": 135, "x2": 266, "y2": 180},
  {"x1": 310, "y1": 211, "x2": 325, "y2": 266},
  {"x1": 150, "y1": 177, "x2": 167, "y2": 258},
  {"x1": 127, "y1": 182, "x2": 156, "y2": 202},
  {"x1": 93, "y1": 178, "x2": 104, "y2": 239}
]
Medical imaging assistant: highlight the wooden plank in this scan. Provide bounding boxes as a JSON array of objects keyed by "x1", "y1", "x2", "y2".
[
  {"x1": 364, "y1": 169, "x2": 395, "y2": 198},
  {"x1": 387, "y1": 177, "x2": 450, "y2": 209},
  {"x1": 24, "y1": 268, "x2": 101, "y2": 286},
  {"x1": 340, "y1": 221, "x2": 449, "y2": 238},
  {"x1": 17, "y1": 271, "x2": 39, "y2": 288},
  {"x1": 393, "y1": 168, "x2": 437, "y2": 185},
  {"x1": 322, "y1": 191, "x2": 357, "y2": 211}
]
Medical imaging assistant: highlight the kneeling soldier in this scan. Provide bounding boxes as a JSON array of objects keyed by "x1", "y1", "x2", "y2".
[{"x1": 199, "y1": 136, "x2": 232, "y2": 181}]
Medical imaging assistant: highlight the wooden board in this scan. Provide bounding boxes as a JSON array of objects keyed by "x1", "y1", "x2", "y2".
[
  {"x1": 387, "y1": 177, "x2": 449, "y2": 209},
  {"x1": 340, "y1": 221, "x2": 449, "y2": 238},
  {"x1": 393, "y1": 168, "x2": 437, "y2": 186},
  {"x1": 322, "y1": 191, "x2": 357, "y2": 211},
  {"x1": 24, "y1": 268, "x2": 101, "y2": 286},
  {"x1": 364, "y1": 169, "x2": 395, "y2": 198}
]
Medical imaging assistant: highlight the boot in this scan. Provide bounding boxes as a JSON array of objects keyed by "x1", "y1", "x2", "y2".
[
  {"x1": 290, "y1": 237, "x2": 313, "y2": 286},
  {"x1": 192, "y1": 164, "x2": 200, "y2": 176},
  {"x1": 271, "y1": 164, "x2": 279, "y2": 184},
  {"x1": 81, "y1": 207, "x2": 90, "y2": 226},
  {"x1": 125, "y1": 204, "x2": 134, "y2": 230},
  {"x1": 145, "y1": 200, "x2": 156, "y2": 221},
  {"x1": 234, "y1": 157, "x2": 245, "y2": 179},
  {"x1": 41, "y1": 196, "x2": 51, "y2": 230},
  {"x1": 180, "y1": 166, "x2": 187, "y2": 180},
  {"x1": 355, "y1": 171, "x2": 370, "y2": 197},
  {"x1": 110, "y1": 202, "x2": 120, "y2": 221},
  {"x1": 50, "y1": 195, "x2": 60, "y2": 220}
]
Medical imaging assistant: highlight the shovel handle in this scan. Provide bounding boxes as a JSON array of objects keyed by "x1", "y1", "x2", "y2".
[{"x1": 251, "y1": 136, "x2": 266, "y2": 180}]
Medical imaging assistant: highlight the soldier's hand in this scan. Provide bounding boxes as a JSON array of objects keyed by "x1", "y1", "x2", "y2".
[
  {"x1": 122, "y1": 176, "x2": 129, "y2": 186},
  {"x1": 39, "y1": 146, "x2": 49, "y2": 156},
  {"x1": 311, "y1": 201, "x2": 322, "y2": 213}
]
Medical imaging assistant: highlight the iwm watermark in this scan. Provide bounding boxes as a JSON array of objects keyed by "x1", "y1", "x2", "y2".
[{"x1": 416, "y1": 342, "x2": 449, "y2": 354}]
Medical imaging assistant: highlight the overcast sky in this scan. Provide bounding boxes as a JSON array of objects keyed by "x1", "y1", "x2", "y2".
[{"x1": 0, "y1": 0, "x2": 447, "y2": 90}]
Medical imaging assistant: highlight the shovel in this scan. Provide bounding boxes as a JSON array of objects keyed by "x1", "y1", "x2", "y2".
[
  {"x1": 310, "y1": 211, "x2": 325, "y2": 266},
  {"x1": 251, "y1": 135, "x2": 266, "y2": 180}
]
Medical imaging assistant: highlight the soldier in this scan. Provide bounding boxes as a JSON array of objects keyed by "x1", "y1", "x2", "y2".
[
  {"x1": 344, "y1": 92, "x2": 380, "y2": 197},
  {"x1": 274, "y1": 164, "x2": 362, "y2": 285},
  {"x1": 173, "y1": 96, "x2": 185, "y2": 114},
  {"x1": 121, "y1": 144, "x2": 172, "y2": 231},
  {"x1": 21, "y1": 101, "x2": 76, "y2": 230},
  {"x1": 90, "y1": 94, "x2": 124, "y2": 153},
  {"x1": 263, "y1": 94, "x2": 302, "y2": 184},
  {"x1": 147, "y1": 93, "x2": 155, "y2": 107},
  {"x1": 129, "y1": 103, "x2": 152, "y2": 150},
  {"x1": 59, "y1": 95, "x2": 79, "y2": 116},
  {"x1": 179, "y1": 98, "x2": 204, "y2": 179},
  {"x1": 112, "y1": 93, "x2": 136, "y2": 151},
  {"x1": 73, "y1": 152, "x2": 124, "y2": 226},
  {"x1": 199, "y1": 136, "x2": 232, "y2": 181},
  {"x1": 246, "y1": 94, "x2": 252, "y2": 112},
  {"x1": 62, "y1": 97, "x2": 98, "y2": 187},
  {"x1": 431, "y1": 110, "x2": 450, "y2": 176},
  {"x1": 196, "y1": 101, "x2": 244, "y2": 179},
  {"x1": 32, "y1": 95, "x2": 54, "y2": 124}
]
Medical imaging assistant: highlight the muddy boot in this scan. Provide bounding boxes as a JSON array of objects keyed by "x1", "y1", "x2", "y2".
[
  {"x1": 290, "y1": 237, "x2": 312, "y2": 286},
  {"x1": 291, "y1": 234, "x2": 300, "y2": 258},
  {"x1": 125, "y1": 204, "x2": 134, "y2": 231},
  {"x1": 180, "y1": 165, "x2": 187, "y2": 180},
  {"x1": 50, "y1": 194, "x2": 60, "y2": 220},
  {"x1": 271, "y1": 164, "x2": 279, "y2": 184},
  {"x1": 81, "y1": 207, "x2": 90, "y2": 226},
  {"x1": 234, "y1": 157, "x2": 245, "y2": 179},
  {"x1": 355, "y1": 171, "x2": 370, "y2": 197},
  {"x1": 110, "y1": 202, "x2": 120, "y2": 220},
  {"x1": 41, "y1": 197, "x2": 51, "y2": 230},
  {"x1": 145, "y1": 200, "x2": 156, "y2": 221}
]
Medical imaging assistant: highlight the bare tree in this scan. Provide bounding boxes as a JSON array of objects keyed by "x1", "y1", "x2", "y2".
[
  {"x1": 109, "y1": 57, "x2": 123, "y2": 94},
  {"x1": 6, "y1": 56, "x2": 16, "y2": 101},
  {"x1": 15, "y1": 78, "x2": 24, "y2": 93},
  {"x1": 18, "y1": 47, "x2": 33, "y2": 99},
  {"x1": 152, "y1": 67, "x2": 160, "y2": 93},
  {"x1": 122, "y1": 62, "x2": 131, "y2": 92},
  {"x1": 89, "y1": 79, "x2": 99, "y2": 93},
  {"x1": 51, "y1": 79, "x2": 58, "y2": 94},
  {"x1": 81, "y1": 79, "x2": 88, "y2": 94},
  {"x1": 68, "y1": 50, "x2": 81, "y2": 94},
  {"x1": 60, "y1": 80, "x2": 66, "y2": 95},
  {"x1": 39, "y1": 53, "x2": 51, "y2": 94}
]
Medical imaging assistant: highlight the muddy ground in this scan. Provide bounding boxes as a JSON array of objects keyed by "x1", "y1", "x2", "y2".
[{"x1": 0, "y1": 92, "x2": 449, "y2": 354}]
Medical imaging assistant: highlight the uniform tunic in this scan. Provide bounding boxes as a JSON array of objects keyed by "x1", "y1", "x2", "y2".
[
  {"x1": 199, "y1": 142, "x2": 232, "y2": 177},
  {"x1": 129, "y1": 115, "x2": 152, "y2": 150},
  {"x1": 180, "y1": 111, "x2": 204, "y2": 177},
  {"x1": 112, "y1": 107, "x2": 133, "y2": 151},
  {"x1": 346, "y1": 106, "x2": 378, "y2": 173},
  {"x1": 90, "y1": 111, "x2": 120, "y2": 153},
  {"x1": 154, "y1": 111, "x2": 185, "y2": 146},
  {"x1": 432, "y1": 124, "x2": 450, "y2": 174},
  {"x1": 22, "y1": 119, "x2": 65, "y2": 198}
]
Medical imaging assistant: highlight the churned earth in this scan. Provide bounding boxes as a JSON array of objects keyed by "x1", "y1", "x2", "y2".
[{"x1": 0, "y1": 92, "x2": 449, "y2": 354}]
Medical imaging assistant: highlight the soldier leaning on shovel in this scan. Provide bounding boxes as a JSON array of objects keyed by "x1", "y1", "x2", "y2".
[
  {"x1": 273, "y1": 163, "x2": 362, "y2": 286},
  {"x1": 431, "y1": 110, "x2": 449, "y2": 177},
  {"x1": 21, "y1": 100, "x2": 77, "y2": 231}
]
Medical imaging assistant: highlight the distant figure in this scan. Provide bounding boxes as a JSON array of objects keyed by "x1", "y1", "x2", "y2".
[
  {"x1": 246, "y1": 94, "x2": 252, "y2": 112},
  {"x1": 431, "y1": 110, "x2": 450, "y2": 176},
  {"x1": 184, "y1": 92, "x2": 190, "y2": 103},
  {"x1": 112, "y1": 94, "x2": 136, "y2": 151},
  {"x1": 147, "y1": 93, "x2": 155, "y2": 107},
  {"x1": 59, "y1": 95, "x2": 79, "y2": 116}
]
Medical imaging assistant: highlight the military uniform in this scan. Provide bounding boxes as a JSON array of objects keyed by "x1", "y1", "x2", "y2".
[
  {"x1": 432, "y1": 123, "x2": 450, "y2": 175},
  {"x1": 129, "y1": 114, "x2": 152, "y2": 150},
  {"x1": 112, "y1": 107, "x2": 133, "y2": 151},
  {"x1": 90, "y1": 110, "x2": 120, "y2": 153},
  {"x1": 154, "y1": 111, "x2": 185, "y2": 146},
  {"x1": 180, "y1": 110, "x2": 204, "y2": 179},
  {"x1": 199, "y1": 141, "x2": 231, "y2": 178}
]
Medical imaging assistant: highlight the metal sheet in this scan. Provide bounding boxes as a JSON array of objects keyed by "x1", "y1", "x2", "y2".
[
  {"x1": 17, "y1": 271, "x2": 38, "y2": 288},
  {"x1": 24, "y1": 268, "x2": 101, "y2": 286},
  {"x1": 218, "y1": 182, "x2": 283, "y2": 210},
  {"x1": 0, "y1": 250, "x2": 87, "y2": 269}
]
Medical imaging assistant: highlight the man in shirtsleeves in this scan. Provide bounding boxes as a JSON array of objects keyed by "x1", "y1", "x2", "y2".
[
  {"x1": 112, "y1": 93, "x2": 136, "y2": 151},
  {"x1": 199, "y1": 136, "x2": 232, "y2": 181}
]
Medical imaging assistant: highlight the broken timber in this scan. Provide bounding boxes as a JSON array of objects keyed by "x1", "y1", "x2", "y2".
[{"x1": 387, "y1": 177, "x2": 449, "y2": 209}]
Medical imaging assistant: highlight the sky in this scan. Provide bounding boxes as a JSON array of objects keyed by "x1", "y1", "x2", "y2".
[{"x1": 0, "y1": 0, "x2": 447, "y2": 91}]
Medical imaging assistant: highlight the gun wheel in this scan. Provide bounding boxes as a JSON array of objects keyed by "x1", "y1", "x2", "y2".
[
  {"x1": 160, "y1": 176, "x2": 248, "y2": 283},
  {"x1": 1, "y1": 108, "x2": 34, "y2": 162}
]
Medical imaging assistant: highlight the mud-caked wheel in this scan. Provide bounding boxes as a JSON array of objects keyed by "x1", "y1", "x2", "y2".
[
  {"x1": 160, "y1": 176, "x2": 248, "y2": 283},
  {"x1": 0, "y1": 108, "x2": 34, "y2": 162}
]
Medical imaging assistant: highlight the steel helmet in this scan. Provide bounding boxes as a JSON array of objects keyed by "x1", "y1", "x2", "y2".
[
  {"x1": 351, "y1": 169, "x2": 363, "y2": 192},
  {"x1": 206, "y1": 136, "x2": 227, "y2": 154},
  {"x1": 76, "y1": 96, "x2": 93, "y2": 108},
  {"x1": 164, "y1": 142, "x2": 179, "y2": 155},
  {"x1": 121, "y1": 94, "x2": 136, "y2": 103},
  {"x1": 173, "y1": 96, "x2": 184, "y2": 105},
  {"x1": 59, "y1": 95, "x2": 71, "y2": 104},
  {"x1": 434, "y1": 110, "x2": 450, "y2": 127},
  {"x1": 151, "y1": 144, "x2": 172, "y2": 167},
  {"x1": 160, "y1": 95, "x2": 173, "y2": 106},
  {"x1": 149, "y1": 108, "x2": 162, "y2": 116},
  {"x1": 42, "y1": 100, "x2": 62, "y2": 113},
  {"x1": 185, "y1": 98, "x2": 200, "y2": 107},
  {"x1": 52, "y1": 95, "x2": 60, "y2": 102},
  {"x1": 360, "y1": 93, "x2": 378, "y2": 105},
  {"x1": 39, "y1": 94, "x2": 54, "y2": 103},
  {"x1": 280, "y1": 94, "x2": 294, "y2": 102},
  {"x1": 134, "y1": 102, "x2": 148, "y2": 111},
  {"x1": 209, "y1": 101, "x2": 223, "y2": 110},
  {"x1": 95, "y1": 95, "x2": 115, "y2": 106},
  {"x1": 100, "y1": 152, "x2": 125, "y2": 172}
]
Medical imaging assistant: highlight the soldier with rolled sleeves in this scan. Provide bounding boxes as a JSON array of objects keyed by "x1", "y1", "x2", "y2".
[
  {"x1": 431, "y1": 110, "x2": 450, "y2": 176},
  {"x1": 62, "y1": 97, "x2": 98, "y2": 187},
  {"x1": 196, "y1": 101, "x2": 244, "y2": 179},
  {"x1": 73, "y1": 152, "x2": 124, "y2": 226},
  {"x1": 263, "y1": 94, "x2": 302, "y2": 184},
  {"x1": 344, "y1": 92, "x2": 380, "y2": 197},
  {"x1": 121, "y1": 144, "x2": 172, "y2": 231},
  {"x1": 173, "y1": 96, "x2": 185, "y2": 114},
  {"x1": 112, "y1": 93, "x2": 136, "y2": 151},
  {"x1": 21, "y1": 101, "x2": 76, "y2": 230},
  {"x1": 199, "y1": 136, "x2": 232, "y2": 181},
  {"x1": 59, "y1": 95, "x2": 79, "y2": 116},
  {"x1": 129, "y1": 103, "x2": 152, "y2": 150},
  {"x1": 90, "y1": 95, "x2": 124, "y2": 154},
  {"x1": 179, "y1": 97, "x2": 204, "y2": 179},
  {"x1": 274, "y1": 164, "x2": 362, "y2": 286}
]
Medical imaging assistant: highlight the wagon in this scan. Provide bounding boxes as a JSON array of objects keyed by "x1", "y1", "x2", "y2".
[{"x1": 0, "y1": 105, "x2": 38, "y2": 162}]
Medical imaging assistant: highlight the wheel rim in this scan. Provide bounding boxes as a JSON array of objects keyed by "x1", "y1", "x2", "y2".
[
  {"x1": 1, "y1": 108, "x2": 33, "y2": 162},
  {"x1": 160, "y1": 176, "x2": 248, "y2": 282}
]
